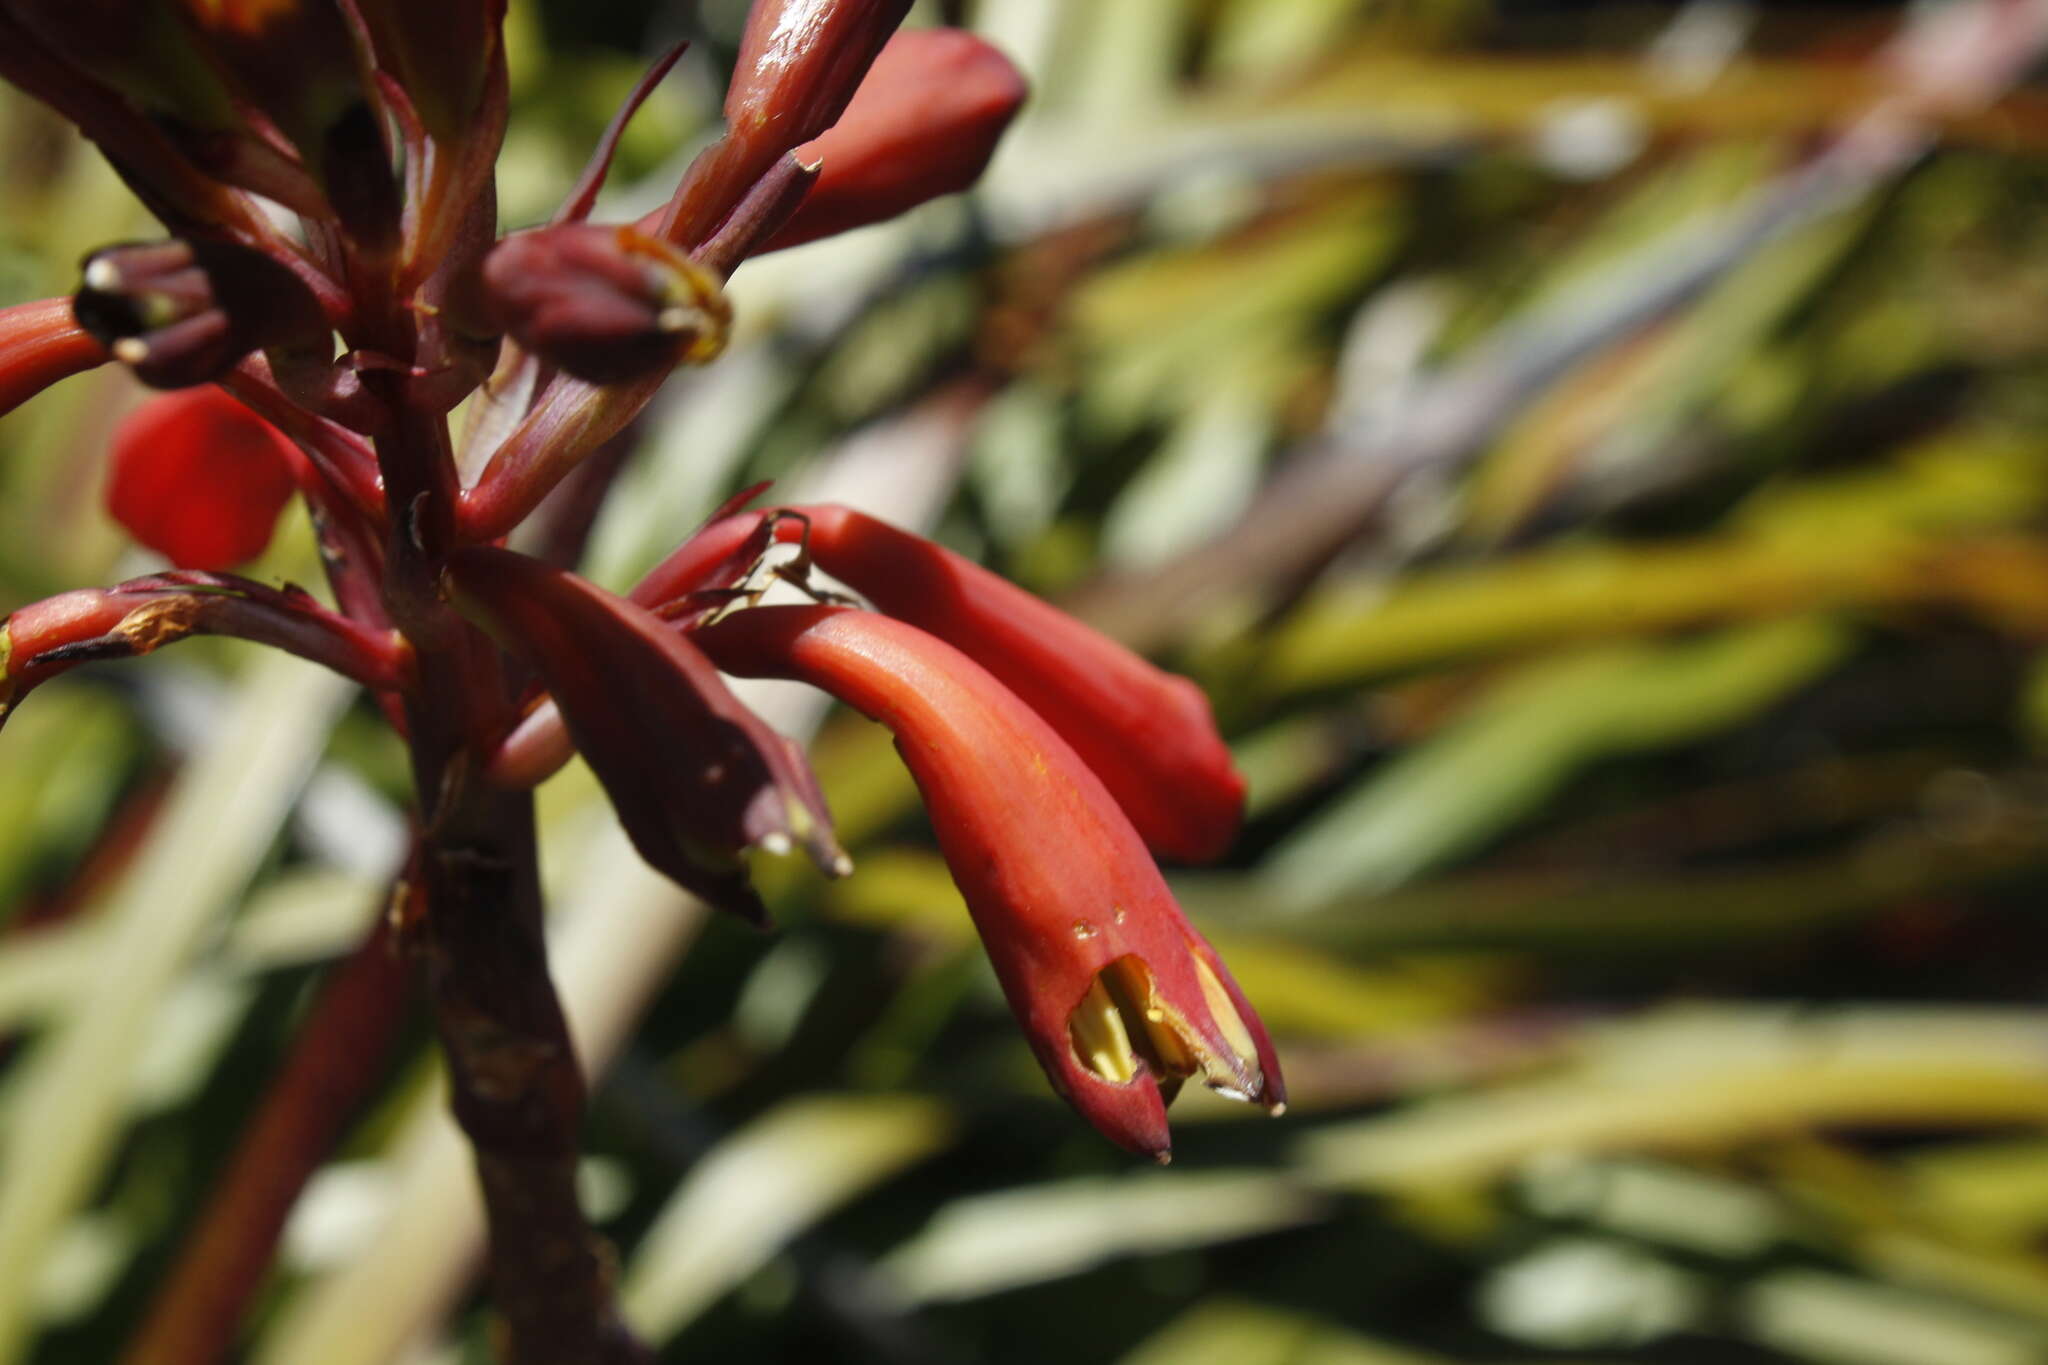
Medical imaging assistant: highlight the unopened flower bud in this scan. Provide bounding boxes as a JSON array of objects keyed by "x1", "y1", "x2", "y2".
[
  {"x1": 73, "y1": 239, "x2": 332, "y2": 389},
  {"x1": 762, "y1": 28, "x2": 1026, "y2": 252},
  {"x1": 660, "y1": 0, "x2": 910, "y2": 247},
  {"x1": 727, "y1": 0, "x2": 912, "y2": 160},
  {"x1": 478, "y1": 224, "x2": 731, "y2": 384},
  {"x1": 446, "y1": 546, "x2": 845, "y2": 925}
]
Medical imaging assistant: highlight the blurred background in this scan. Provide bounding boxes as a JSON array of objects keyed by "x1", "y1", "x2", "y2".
[{"x1": 6, "y1": 1, "x2": 2048, "y2": 1361}]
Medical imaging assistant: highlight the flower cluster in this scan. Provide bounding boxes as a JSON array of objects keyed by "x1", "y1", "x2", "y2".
[{"x1": 0, "y1": 0, "x2": 1279, "y2": 1173}]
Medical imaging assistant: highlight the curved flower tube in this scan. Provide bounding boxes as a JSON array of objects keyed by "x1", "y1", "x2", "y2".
[
  {"x1": 0, "y1": 570, "x2": 409, "y2": 730},
  {"x1": 0, "y1": 298, "x2": 108, "y2": 419},
  {"x1": 647, "y1": 504, "x2": 1247, "y2": 862},
  {"x1": 696, "y1": 603, "x2": 1283, "y2": 1160}
]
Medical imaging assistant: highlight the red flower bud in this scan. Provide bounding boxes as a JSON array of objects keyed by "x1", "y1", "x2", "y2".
[
  {"x1": 478, "y1": 225, "x2": 731, "y2": 384},
  {"x1": 445, "y1": 547, "x2": 846, "y2": 925},
  {"x1": 696, "y1": 604, "x2": 1282, "y2": 1160},
  {"x1": 105, "y1": 387, "x2": 301, "y2": 570},
  {"x1": 796, "y1": 505, "x2": 1244, "y2": 863},
  {"x1": 658, "y1": 0, "x2": 910, "y2": 247},
  {"x1": 761, "y1": 29, "x2": 1026, "y2": 252},
  {"x1": 726, "y1": 0, "x2": 912, "y2": 170},
  {"x1": 0, "y1": 298, "x2": 108, "y2": 420}
]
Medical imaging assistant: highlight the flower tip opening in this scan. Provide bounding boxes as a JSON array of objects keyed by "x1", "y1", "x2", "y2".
[{"x1": 1065, "y1": 953, "x2": 1279, "y2": 1150}]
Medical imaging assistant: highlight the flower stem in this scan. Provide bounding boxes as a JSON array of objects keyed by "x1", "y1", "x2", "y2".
[
  {"x1": 411, "y1": 776, "x2": 650, "y2": 1365},
  {"x1": 379, "y1": 379, "x2": 646, "y2": 1362}
]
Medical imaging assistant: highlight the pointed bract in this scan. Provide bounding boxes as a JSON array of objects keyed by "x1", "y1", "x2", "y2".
[
  {"x1": 445, "y1": 547, "x2": 845, "y2": 924},
  {"x1": 696, "y1": 604, "x2": 1281, "y2": 1159},
  {"x1": 349, "y1": 0, "x2": 507, "y2": 145}
]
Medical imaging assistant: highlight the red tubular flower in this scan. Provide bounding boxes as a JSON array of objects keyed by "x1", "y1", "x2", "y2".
[
  {"x1": 725, "y1": 0, "x2": 912, "y2": 177},
  {"x1": 0, "y1": 298, "x2": 107, "y2": 419},
  {"x1": 761, "y1": 28, "x2": 1027, "y2": 252},
  {"x1": 446, "y1": 546, "x2": 846, "y2": 926},
  {"x1": 106, "y1": 387, "x2": 303, "y2": 570},
  {"x1": 631, "y1": 503, "x2": 1246, "y2": 861},
  {"x1": 797, "y1": 505, "x2": 1244, "y2": 863},
  {"x1": 696, "y1": 603, "x2": 1282, "y2": 1160}
]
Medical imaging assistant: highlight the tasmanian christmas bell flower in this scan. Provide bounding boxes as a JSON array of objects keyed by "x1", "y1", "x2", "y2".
[{"x1": 697, "y1": 604, "x2": 1283, "y2": 1160}]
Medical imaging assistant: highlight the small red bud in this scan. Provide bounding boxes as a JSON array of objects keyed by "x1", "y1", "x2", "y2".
[
  {"x1": 106, "y1": 387, "x2": 301, "y2": 570},
  {"x1": 478, "y1": 225, "x2": 732, "y2": 384},
  {"x1": 762, "y1": 29, "x2": 1027, "y2": 252}
]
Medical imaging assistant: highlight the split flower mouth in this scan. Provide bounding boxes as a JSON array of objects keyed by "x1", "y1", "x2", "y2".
[{"x1": 1069, "y1": 954, "x2": 1278, "y2": 1111}]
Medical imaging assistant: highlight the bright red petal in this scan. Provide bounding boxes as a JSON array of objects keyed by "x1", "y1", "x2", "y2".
[{"x1": 106, "y1": 386, "x2": 300, "y2": 570}]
